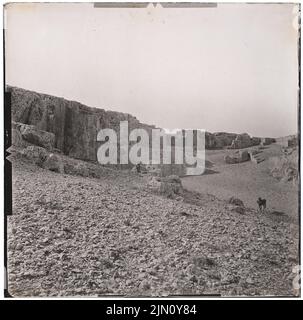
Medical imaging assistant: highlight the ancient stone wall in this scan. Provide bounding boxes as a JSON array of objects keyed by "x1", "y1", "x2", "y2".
[{"x1": 9, "y1": 86, "x2": 156, "y2": 162}]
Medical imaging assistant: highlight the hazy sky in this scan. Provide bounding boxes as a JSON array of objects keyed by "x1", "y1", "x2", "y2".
[{"x1": 5, "y1": 3, "x2": 299, "y2": 137}]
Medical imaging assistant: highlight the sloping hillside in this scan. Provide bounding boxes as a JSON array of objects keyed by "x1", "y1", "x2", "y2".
[{"x1": 7, "y1": 153, "x2": 299, "y2": 297}]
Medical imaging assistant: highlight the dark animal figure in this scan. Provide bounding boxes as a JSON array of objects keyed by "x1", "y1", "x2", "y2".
[
  {"x1": 136, "y1": 162, "x2": 142, "y2": 173},
  {"x1": 257, "y1": 197, "x2": 266, "y2": 212}
]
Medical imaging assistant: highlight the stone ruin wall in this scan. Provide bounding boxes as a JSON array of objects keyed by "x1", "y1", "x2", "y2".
[{"x1": 8, "y1": 86, "x2": 276, "y2": 176}]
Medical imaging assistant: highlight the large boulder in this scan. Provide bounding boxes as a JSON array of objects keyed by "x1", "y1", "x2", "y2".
[
  {"x1": 269, "y1": 152, "x2": 298, "y2": 183},
  {"x1": 15, "y1": 122, "x2": 55, "y2": 150},
  {"x1": 147, "y1": 176, "x2": 162, "y2": 191},
  {"x1": 228, "y1": 197, "x2": 245, "y2": 214},
  {"x1": 21, "y1": 145, "x2": 48, "y2": 165},
  {"x1": 224, "y1": 150, "x2": 250, "y2": 164},
  {"x1": 239, "y1": 150, "x2": 250, "y2": 161},
  {"x1": 224, "y1": 154, "x2": 238, "y2": 164},
  {"x1": 159, "y1": 175, "x2": 183, "y2": 199},
  {"x1": 228, "y1": 197, "x2": 244, "y2": 207},
  {"x1": 43, "y1": 153, "x2": 64, "y2": 173}
]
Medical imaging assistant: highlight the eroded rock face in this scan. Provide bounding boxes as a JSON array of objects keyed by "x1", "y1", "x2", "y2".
[
  {"x1": 21, "y1": 146, "x2": 48, "y2": 165},
  {"x1": 43, "y1": 154, "x2": 64, "y2": 173},
  {"x1": 230, "y1": 133, "x2": 252, "y2": 149},
  {"x1": 229, "y1": 197, "x2": 244, "y2": 207},
  {"x1": 17, "y1": 122, "x2": 55, "y2": 150},
  {"x1": 213, "y1": 132, "x2": 237, "y2": 148},
  {"x1": 9, "y1": 86, "x2": 155, "y2": 162},
  {"x1": 9, "y1": 86, "x2": 271, "y2": 165},
  {"x1": 11, "y1": 128, "x2": 24, "y2": 148},
  {"x1": 251, "y1": 137, "x2": 261, "y2": 146}
]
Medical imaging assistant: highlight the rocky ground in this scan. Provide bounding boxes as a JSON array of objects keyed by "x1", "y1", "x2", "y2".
[{"x1": 7, "y1": 151, "x2": 299, "y2": 297}]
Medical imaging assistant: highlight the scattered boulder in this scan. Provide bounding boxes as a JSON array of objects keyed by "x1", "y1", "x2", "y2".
[
  {"x1": 224, "y1": 150, "x2": 250, "y2": 164},
  {"x1": 269, "y1": 152, "x2": 298, "y2": 183},
  {"x1": 160, "y1": 175, "x2": 183, "y2": 199},
  {"x1": 288, "y1": 136, "x2": 297, "y2": 147},
  {"x1": 232, "y1": 206, "x2": 245, "y2": 214},
  {"x1": 43, "y1": 153, "x2": 64, "y2": 173},
  {"x1": 239, "y1": 150, "x2": 250, "y2": 161},
  {"x1": 16, "y1": 122, "x2": 55, "y2": 150},
  {"x1": 21, "y1": 145, "x2": 48, "y2": 165},
  {"x1": 224, "y1": 154, "x2": 238, "y2": 164},
  {"x1": 147, "y1": 176, "x2": 162, "y2": 191},
  {"x1": 228, "y1": 197, "x2": 244, "y2": 207},
  {"x1": 145, "y1": 164, "x2": 161, "y2": 176}
]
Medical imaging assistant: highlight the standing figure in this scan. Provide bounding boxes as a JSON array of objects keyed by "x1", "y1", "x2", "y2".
[{"x1": 257, "y1": 197, "x2": 266, "y2": 212}]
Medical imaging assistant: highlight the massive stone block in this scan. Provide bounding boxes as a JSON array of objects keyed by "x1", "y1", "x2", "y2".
[
  {"x1": 9, "y1": 86, "x2": 155, "y2": 162},
  {"x1": 17, "y1": 122, "x2": 55, "y2": 150}
]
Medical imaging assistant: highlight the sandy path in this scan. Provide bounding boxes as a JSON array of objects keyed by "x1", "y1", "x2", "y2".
[{"x1": 182, "y1": 145, "x2": 299, "y2": 221}]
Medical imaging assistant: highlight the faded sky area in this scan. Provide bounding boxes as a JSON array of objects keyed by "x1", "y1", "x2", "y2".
[{"x1": 5, "y1": 3, "x2": 299, "y2": 137}]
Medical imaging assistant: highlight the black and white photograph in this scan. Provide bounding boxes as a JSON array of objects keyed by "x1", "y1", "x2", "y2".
[{"x1": 2, "y1": 1, "x2": 301, "y2": 298}]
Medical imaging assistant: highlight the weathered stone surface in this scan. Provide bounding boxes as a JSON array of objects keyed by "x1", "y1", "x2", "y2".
[
  {"x1": 11, "y1": 128, "x2": 24, "y2": 148},
  {"x1": 8, "y1": 86, "x2": 274, "y2": 162},
  {"x1": 205, "y1": 132, "x2": 217, "y2": 149},
  {"x1": 14, "y1": 122, "x2": 55, "y2": 150},
  {"x1": 224, "y1": 150, "x2": 250, "y2": 164},
  {"x1": 9, "y1": 86, "x2": 155, "y2": 162},
  {"x1": 251, "y1": 137, "x2": 261, "y2": 146},
  {"x1": 213, "y1": 132, "x2": 237, "y2": 148},
  {"x1": 160, "y1": 175, "x2": 183, "y2": 198},
  {"x1": 224, "y1": 155, "x2": 237, "y2": 164},
  {"x1": 43, "y1": 154, "x2": 64, "y2": 173},
  {"x1": 239, "y1": 150, "x2": 250, "y2": 161},
  {"x1": 229, "y1": 197, "x2": 244, "y2": 207},
  {"x1": 147, "y1": 176, "x2": 162, "y2": 191},
  {"x1": 21, "y1": 146, "x2": 48, "y2": 165},
  {"x1": 230, "y1": 133, "x2": 252, "y2": 149},
  {"x1": 269, "y1": 151, "x2": 298, "y2": 183}
]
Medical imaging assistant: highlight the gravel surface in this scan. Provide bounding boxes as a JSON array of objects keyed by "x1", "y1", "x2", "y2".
[{"x1": 7, "y1": 155, "x2": 299, "y2": 297}]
